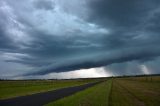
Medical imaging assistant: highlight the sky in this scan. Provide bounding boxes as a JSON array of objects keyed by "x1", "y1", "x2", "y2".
[{"x1": 0, "y1": 0, "x2": 160, "y2": 79}]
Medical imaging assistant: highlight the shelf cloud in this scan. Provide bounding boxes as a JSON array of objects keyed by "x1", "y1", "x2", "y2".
[{"x1": 0, "y1": 0, "x2": 160, "y2": 79}]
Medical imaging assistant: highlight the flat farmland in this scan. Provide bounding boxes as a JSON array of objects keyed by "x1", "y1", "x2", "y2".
[
  {"x1": 110, "y1": 76, "x2": 160, "y2": 106},
  {"x1": 46, "y1": 76, "x2": 160, "y2": 106},
  {"x1": 0, "y1": 76, "x2": 159, "y2": 106},
  {"x1": 0, "y1": 78, "x2": 101, "y2": 99}
]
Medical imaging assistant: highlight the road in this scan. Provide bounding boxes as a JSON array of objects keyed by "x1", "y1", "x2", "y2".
[{"x1": 0, "y1": 81, "x2": 102, "y2": 106}]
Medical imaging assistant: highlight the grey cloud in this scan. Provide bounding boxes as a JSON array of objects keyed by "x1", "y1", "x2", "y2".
[
  {"x1": 0, "y1": 19, "x2": 18, "y2": 52},
  {"x1": 24, "y1": 45, "x2": 160, "y2": 75},
  {"x1": 0, "y1": 28, "x2": 14, "y2": 50},
  {"x1": 105, "y1": 62, "x2": 143, "y2": 76},
  {"x1": 87, "y1": 0, "x2": 160, "y2": 28},
  {"x1": 105, "y1": 57, "x2": 160, "y2": 76},
  {"x1": 145, "y1": 11, "x2": 160, "y2": 34},
  {"x1": 0, "y1": 0, "x2": 160, "y2": 78},
  {"x1": 33, "y1": 0, "x2": 55, "y2": 10}
]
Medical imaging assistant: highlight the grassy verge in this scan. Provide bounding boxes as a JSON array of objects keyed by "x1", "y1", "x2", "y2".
[
  {"x1": 0, "y1": 79, "x2": 101, "y2": 99},
  {"x1": 46, "y1": 79, "x2": 112, "y2": 106}
]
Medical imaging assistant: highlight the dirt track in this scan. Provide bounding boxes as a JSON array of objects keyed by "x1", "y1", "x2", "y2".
[{"x1": 0, "y1": 81, "x2": 102, "y2": 106}]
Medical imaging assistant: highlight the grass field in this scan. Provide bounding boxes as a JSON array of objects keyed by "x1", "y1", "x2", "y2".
[
  {"x1": 0, "y1": 76, "x2": 159, "y2": 106},
  {"x1": 0, "y1": 78, "x2": 101, "y2": 99},
  {"x1": 111, "y1": 76, "x2": 160, "y2": 106},
  {"x1": 46, "y1": 76, "x2": 160, "y2": 106},
  {"x1": 46, "y1": 79, "x2": 112, "y2": 106}
]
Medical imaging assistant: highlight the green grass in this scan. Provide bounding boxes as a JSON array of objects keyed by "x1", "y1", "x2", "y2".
[
  {"x1": 46, "y1": 76, "x2": 160, "y2": 106},
  {"x1": 46, "y1": 80, "x2": 112, "y2": 106},
  {"x1": 1, "y1": 76, "x2": 159, "y2": 106},
  {"x1": 0, "y1": 79, "x2": 100, "y2": 99}
]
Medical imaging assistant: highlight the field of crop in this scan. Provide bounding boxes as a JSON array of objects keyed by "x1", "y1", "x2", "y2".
[
  {"x1": 111, "y1": 76, "x2": 160, "y2": 106},
  {"x1": 46, "y1": 76, "x2": 160, "y2": 106},
  {"x1": 0, "y1": 78, "x2": 101, "y2": 99}
]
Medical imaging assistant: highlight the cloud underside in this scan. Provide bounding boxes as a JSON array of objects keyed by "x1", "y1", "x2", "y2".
[{"x1": 0, "y1": 0, "x2": 160, "y2": 78}]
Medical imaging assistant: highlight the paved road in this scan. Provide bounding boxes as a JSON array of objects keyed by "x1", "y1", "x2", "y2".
[{"x1": 0, "y1": 81, "x2": 102, "y2": 106}]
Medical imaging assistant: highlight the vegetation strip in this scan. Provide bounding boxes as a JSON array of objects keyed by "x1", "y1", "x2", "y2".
[
  {"x1": 108, "y1": 79, "x2": 113, "y2": 106},
  {"x1": 0, "y1": 79, "x2": 100, "y2": 99},
  {"x1": 46, "y1": 80, "x2": 112, "y2": 106},
  {"x1": 0, "y1": 81, "x2": 103, "y2": 106}
]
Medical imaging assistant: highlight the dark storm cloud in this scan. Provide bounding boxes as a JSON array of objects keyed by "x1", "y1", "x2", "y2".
[
  {"x1": 33, "y1": 0, "x2": 55, "y2": 10},
  {"x1": 0, "y1": 8, "x2": 19, "y2": 51},
  {"x1": 0, "y1": 0, "x2": 160, "y2": 78},
  {"x1": 105, "y1": 57, "x2": 160, "y2": 76},
  {"x1": 104, "y1": 62, "x2": 142, "y2": 76},
  {"x1": 0, "y1": 28, "x2": 14, "y2": 50},
  {"x1": 25, "y1": 45, "x2": 160, "y2": 75},
  {"x1": 29, "y1": 0, "x2": 160, "y2": 75},
  {"x1": 87, "y1": 0, "x2": 160, "y2": 28},
  {"x1": 145, "y1": 12, "x2": 160, "y2": 34}
]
